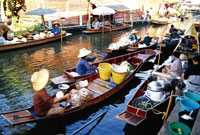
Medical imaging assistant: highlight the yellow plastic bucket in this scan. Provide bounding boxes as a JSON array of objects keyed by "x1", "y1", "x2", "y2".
[
  {"x1": 112, "y1": 70, "x2": 127, "y2": 85},
  {"x1": 98, "y1": 63, "x2": 111, "y2": 80}
]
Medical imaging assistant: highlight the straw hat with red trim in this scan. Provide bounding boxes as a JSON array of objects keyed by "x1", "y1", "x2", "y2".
[{"x1": 31, "y1": 69, "x2": 49, "y2": 91}]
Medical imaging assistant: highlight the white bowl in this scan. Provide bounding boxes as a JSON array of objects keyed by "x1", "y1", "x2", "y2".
[{"x1": 58, "y1": 84, "x2": 70, "y2": 90}]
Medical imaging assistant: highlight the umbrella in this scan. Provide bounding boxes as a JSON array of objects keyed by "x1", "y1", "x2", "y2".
[
  {"x1": 92, "y1": 6, "x2": 116, "y2": 16},
  {"x1": 25, "y1": 8, "x2": 56, "y2": 26},
  {"x1": 25, "y1": 8, "x2": 56, "y2": 16}
]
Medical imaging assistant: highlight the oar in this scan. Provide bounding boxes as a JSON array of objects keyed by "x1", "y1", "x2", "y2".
[{"x1": 71, "y1": 110, "x2": 107, "y2": 135}]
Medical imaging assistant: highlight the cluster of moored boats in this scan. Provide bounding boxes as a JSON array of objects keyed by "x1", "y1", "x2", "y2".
[{"x1": 0, "y1": 21, "x2": 200, "y2": 135}]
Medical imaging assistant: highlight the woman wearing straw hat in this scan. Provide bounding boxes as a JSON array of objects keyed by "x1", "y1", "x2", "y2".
[
  {"x1": 76, "y1": 48, "x2": 96, "y2": 76},
  {"x1": 129, "y1": 29, "x2": 140, "y2": 44},
  {"x1": 31, "y1": 69, "x2": 70, "y2": 117},
  {"x1": 51, "y1": 21, "x2": 61, "y2": 36}
]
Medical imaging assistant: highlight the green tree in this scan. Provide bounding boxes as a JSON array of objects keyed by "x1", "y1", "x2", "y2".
[{"x1": 3, "y1": 0, "x2": 26, "y2": 20}]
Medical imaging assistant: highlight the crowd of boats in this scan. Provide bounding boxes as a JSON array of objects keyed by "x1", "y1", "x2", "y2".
[{"x1": 0, "y1": 13, "x2": 200, "y2": 135}]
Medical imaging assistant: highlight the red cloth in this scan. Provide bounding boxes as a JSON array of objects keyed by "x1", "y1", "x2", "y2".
[{"x1": 33, "y1": 89, "x2": 54, "y2": 116}]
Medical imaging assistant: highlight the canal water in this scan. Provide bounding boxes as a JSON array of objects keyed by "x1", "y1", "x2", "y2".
[{"x1": 0, "y1": 24, "x2": 170, "y2": 135}]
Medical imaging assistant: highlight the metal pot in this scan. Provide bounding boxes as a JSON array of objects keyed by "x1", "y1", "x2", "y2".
[{"x1": 146, "y1": 81, "x2": 165, "y2": 102}]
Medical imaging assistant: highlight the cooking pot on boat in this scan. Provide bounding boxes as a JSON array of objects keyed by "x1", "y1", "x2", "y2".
[{"x1": 145, "y1": 81, "x2": 165, "y2": 102}]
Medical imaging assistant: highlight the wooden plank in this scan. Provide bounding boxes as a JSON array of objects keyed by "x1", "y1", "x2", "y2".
[
  {"x1": 88, "y1": 82, "x2": 111, "y2": 95},
  {"x1": 1, "y1": 110, "x2": 35, "y2": 125}
]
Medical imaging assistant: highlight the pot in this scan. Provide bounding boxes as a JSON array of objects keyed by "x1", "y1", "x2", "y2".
[{"x1": 145, "y1": 81, "x2": 165, "y2": 102}]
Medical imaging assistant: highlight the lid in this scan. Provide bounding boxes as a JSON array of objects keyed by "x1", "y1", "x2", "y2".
[{"x1": 147, "y1": 81, "x2": 163, "y2": 91}]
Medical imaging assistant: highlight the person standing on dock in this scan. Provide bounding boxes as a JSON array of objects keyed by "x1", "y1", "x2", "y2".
[
  {"x1": 31, "y1": 69, "x2": 70, "y2": 117},
  {"x1": 76, "y1": 48, "x2": 96, "y2": 76}
]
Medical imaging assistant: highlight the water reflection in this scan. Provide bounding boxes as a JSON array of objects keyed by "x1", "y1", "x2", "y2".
[{"x1": 0, "y1": 24, "x2": 173, "y2": 134}]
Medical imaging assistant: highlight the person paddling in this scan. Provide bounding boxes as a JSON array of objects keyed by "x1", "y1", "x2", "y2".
[{"x1": 31, "y1": 69, "x2": 70, "y2": 117}]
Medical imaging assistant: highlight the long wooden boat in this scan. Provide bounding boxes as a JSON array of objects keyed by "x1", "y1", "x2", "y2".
[
  {"x1": 151, "y1": 19, "x2": 169, "y2": 25},
  {"x1": 126, "y1": 43, "x2": 157, "y2": 53},
  {"x1": 1, "y1": 51, "x2": 155, "y2": 126},
  {"x1": 51, "y1": 49, "x2": 159, "y2": 85},
  {"x1": 116, "y1": 80, "x2": 170, "y2": 126},
  {"x1": 82, "y1": 24, "x2": 131, "y2": 34},
  {"x1": 0, "y1": 32, "x2": 71, "y2": 52}
]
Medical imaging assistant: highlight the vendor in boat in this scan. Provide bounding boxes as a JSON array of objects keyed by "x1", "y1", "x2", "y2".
[
  {"x1": 182, "y1": 55, "x2": 200, "y2": 91},
  {"x1": 129, "y1": 29, "x2": 140, "y2": 44},
  {"x1": 76, "y1": 48, "x2": 96, "y2": 76},
  {"x1": 143, "y1": 32, "x2": 152, "y2": 46},
  {"x1": 91, "y1": 18, "x2": 101, "y2": 30},
  {"x1": 0, "y1": 22, "x2": 11, "y2": 40},
  {"x1": 51, "y1": 21, "x2": 61, "y2": 36},
  {"x1": 31, "y1": 69, "x2": 70, "y2": 117},
  {"x1": 169, "y1": 25, "x2": 177, "y2": 34},
  {"x1": 162, "y1": 52, "x2": 183, "y2": 77}
]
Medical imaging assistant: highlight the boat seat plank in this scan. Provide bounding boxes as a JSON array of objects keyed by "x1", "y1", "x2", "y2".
[
  {"x1": 88, "y1": 82, "x2": 111, "y2": 95},
  {"x1": 116, "y1": 111, "x2": 145, "y2": 126},
  {"x1": 1, "y1": 110, "x2": 35, "y2": 125},
  {"x1": 50, "y1": 75, "x2": 70, "y2": 85}
]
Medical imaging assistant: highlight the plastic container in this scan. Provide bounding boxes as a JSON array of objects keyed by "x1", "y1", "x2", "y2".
[
  {"x1": 178, "y1": 110, "x2": 195, "y2": 128},
  {"x1": 98, "y1": 63, "x2": 111, "y2": 81},
  {"x1": 184, "y1": 91, "x2": 200, "y2": 103},
  {"x1": 111, "y1": 70, "x2": 127, "y2": 85},
  {"x1": 168, "y1": 122, "x2": 191, "y2": 135},
  {"x1": 176, "y1": 96, "x2": 200, "y2": 112}
]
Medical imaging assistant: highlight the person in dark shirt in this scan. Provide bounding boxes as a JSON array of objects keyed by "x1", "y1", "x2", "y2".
[
  {"x1": 31, "y1": 69, "x2": 70, "y2": 116},
  {"x1": 183, "y1": 55, "x2": 200, "y2": 79},
  {"x1": 183, "y1": 55, "x2": 200, "y2": 91},
  {"x1": 143, "y1": 33, "x2": 152, "y2": 46}
]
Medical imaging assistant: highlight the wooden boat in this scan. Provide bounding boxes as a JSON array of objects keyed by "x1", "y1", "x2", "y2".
[
  {"x1": 151, "y1": 19, "x2": 169, "y2": 25},
  {"x1": 126, "y1": 43, "x2": 157, "y2": 53},
  {"x1": 82, "y1": 24, "x2": 131, "y2": 34},
  {"x1": 116, "y1": 80, "x2": 170, "y2": 126},
  {"x1": 51, "y1": 49, "x2": 158, "y2": 85},
  {"x1": 1, "y1": 51, "x2": 155, "y2": 126},
  {"x1": 0, "y1": 32, "x2": 71, "y2": 52}
]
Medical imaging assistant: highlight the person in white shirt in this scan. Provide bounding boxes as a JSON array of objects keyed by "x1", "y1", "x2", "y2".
[
  {"x1": 92, "y1": 18, "x2": 101, "y2": 30},
  {"x1": 162, "y1": 52, "x2": 183, "y2": 77}
]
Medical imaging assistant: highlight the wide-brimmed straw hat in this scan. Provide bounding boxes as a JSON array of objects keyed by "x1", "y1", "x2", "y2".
[
  {"x1": 31, "y1": 69, "x2": 49, "y2": 91},
  {"x1": 78, "y1": 48, "x2": 91, "y2": 58},
  {"x1": 179, "y1": 54, "x2": 188, "y2": 60},
  {"x1": 131, "y1": 29, "x2": 138, "y2": 34}
]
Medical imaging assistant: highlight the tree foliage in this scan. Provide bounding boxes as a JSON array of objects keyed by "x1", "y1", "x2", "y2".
[{"x1": 3, "y1": 0, "x2": 26, "y2": 19}]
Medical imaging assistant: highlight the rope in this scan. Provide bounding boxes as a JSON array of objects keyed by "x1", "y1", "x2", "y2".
[
  {"x1": 152, "y1": 109, "x2": 165, "y2": 115},
  {"x1": 162, "y1": 90, "x2": 175, "y2": 122}
]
